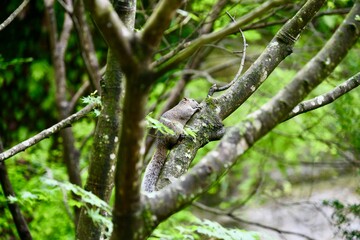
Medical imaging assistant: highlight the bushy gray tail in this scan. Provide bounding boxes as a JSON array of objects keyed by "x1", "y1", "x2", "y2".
[{"x1": 141, "y1": 146, "x2": 167, "y2": 192}]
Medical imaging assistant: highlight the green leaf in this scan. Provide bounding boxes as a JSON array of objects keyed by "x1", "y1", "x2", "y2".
[
  {"x1": 42, "y1": 178, "x2": 112, "y2": 237},
  {"x1": 86, "y1": 208, "x2": 113, "y2": 238},
  {"x1": 0, "y1": 55, "x2": 33, "y2": 70},
  {"x1": 81, "y1": 92, "x2": 102, "y2": 116},
  {"x1": 68, "y1": 199, "x2": 84, "y2": 208},
  {"x1": 81, "y1": 92, "x2": 101, "y2": 105},
  {"x1": 146, "y1": 114, "x2": 175, "y2": 135},
  {"x1": 30, "y1": 60, "x2": 48, "y2": 81},
  {"x1": 196, "y1": 219, "x2": 262, "y2": 240},
  {"x1": 93, "y1": 109, "x2": 101, "y2": 117},
  {"x1": 7, "y1": 195, "x2": 18, "y2": 204},
  {"x1": 183, "y1": 127, "x2": 197, "y2": 141},
  {"x1": 327, "y1": 1, "x2": 335, "y2": 9},
  {"x1": 21, "y1": 191, "x2": 38, "y2": 200},
  {"x1": 42, "y1": 178, "x2": 111, "y2": 213}
]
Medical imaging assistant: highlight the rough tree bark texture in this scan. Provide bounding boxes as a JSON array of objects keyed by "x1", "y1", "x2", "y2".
[
  {"x1": 145, "y1": 0, "x2": 360, "y2": 230},
  {"x1": 80, "y1": 0, "x2": 360, "y2": 239},
  {"x1": 44, "y1": 0, "x2": 82, "y2": 224},
  {"x1": 76, "y1": 0, "x2": 136, "y2": 239},
  {"x1": 156, "y1": 0, "x2": 326, "y2": 191}
]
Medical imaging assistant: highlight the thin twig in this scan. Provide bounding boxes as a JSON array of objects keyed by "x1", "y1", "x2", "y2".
[
  {"x1": 243, "y1": 7, "x2": 350, "y2": 31},
  {"x1": 205, "y1": 57, "x2": 242, "y2": 75},
  {"x1": 57, "y1": 0, "x2": 73, "y2": 14},
  {"x1": 228, "y1": 175, "x2": 263, "y2": 212},
  {"x1": 153, "y1": 0, "x2": 283, "y2": 75},
  {"x1": 180, "y1": 69, "x2": 219, "y2": 85},
  {"x1": 59, "y1": 12, "x2": 73, "y2": 60},
  {"x1": 79, "y1": 130, "x2": 95, "y2": 153},
  {"x1": 193, "y1": 202, "x2": 317, "y2": 240},
  {"x1": 0, "y1": 103, "x2": 99, "y2": 162},
  {"x1": 68, "y1": 81, "x2": 91, "y2": 114},
  {"x1": 0, "y1": 0, "x2": 30, "y2": 31},
  {"x1": 208, "y1": 12, "x2": 247, "y2": 96},
  {"x1": 153, "y1": 0, "x2": 227, "y2": 67}
]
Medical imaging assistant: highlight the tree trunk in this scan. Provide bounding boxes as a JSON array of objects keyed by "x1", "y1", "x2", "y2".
[{"x1": 76, "y1": 0, "x2": 136, "y2": 239}]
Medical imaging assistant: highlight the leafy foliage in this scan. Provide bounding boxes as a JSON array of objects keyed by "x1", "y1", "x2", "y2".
[
  {"x1": 0, "y1": 55, "x2": 33, "y2": 70},
  {"x1": 195, "y1": 219, "x2": 264, "y2": 240},
  {"x1": 146, "y1": 113, "x2": 175, "y2": 135},
  {"x1": 146, "y1": 113, "x2": 198, "y2": 142},
  {"x1": 323, "y1": 199, "x2": 360, "y2": 239},
  {"x1": 0, "y1": 176, "x2": 112, "y2": 239},
  {"x1": 151, "y1": 210, "x2": 268, "y2": 240},
  {"x1": 81, "y1": 92, "x2": 102, "y2": 116},
  {"x1": 0, "y1": 151, "x2": 75, "y2": 239},
  {"x1": 1, "y1": 0, "x2": 360, "y2": 239},
  {"x1": 43, "y1": 178, "x2": 113, "y2": 238}
]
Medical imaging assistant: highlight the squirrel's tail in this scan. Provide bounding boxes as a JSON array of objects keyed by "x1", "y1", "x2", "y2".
[{"x1": 141, "y1": 145, "x2": 167, "y2": 193}]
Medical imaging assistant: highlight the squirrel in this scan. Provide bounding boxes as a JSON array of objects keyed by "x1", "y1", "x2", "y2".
[{"x1": 141, "y1": 98, "x2": 200, "y2": 193}]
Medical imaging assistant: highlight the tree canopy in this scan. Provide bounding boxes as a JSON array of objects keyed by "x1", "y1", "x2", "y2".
[{"x1": 0, "y1": 0, "x2": 359, "y2": 239}]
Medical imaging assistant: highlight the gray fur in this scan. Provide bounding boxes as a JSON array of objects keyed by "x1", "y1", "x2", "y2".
[{"x1": 142, "y1": 98, "x2": 200, "y2": 192}]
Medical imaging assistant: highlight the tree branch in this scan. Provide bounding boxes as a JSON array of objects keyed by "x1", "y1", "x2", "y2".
[
  {"x1": 140, "y1": 0, "x2": 185, "y2": 50},
  {"x1": 215, "y1": 0, "x2": 327, "y2": 120},
  {"x1": 0, "y1": 0, "x2": 30, "y2": 31},
  {"x1": 208, "y1": 12, "x2": 247, "y2": 95},
  {"x1": 45, "y1": 0, "x2": 83, "y2": 223},
  {"x1": 44, "y1": 0, "x2": 72, "y2": 116},
  {"x1": 0, "y1": 103, "x2": 98, "y2": 162},
  {"x1": 153, "y1": 0, "x2": 287, "y2": 75},
  {"x1": 199, "y1": 0, "x2": 228, "y2": 35},
  {"x1": 59, "y1": 13, "x2": 73, "y2": 58},
  {"x1": 242, "y1": 7, "x2": 351, "y2": 31},
  {"x1": 143, "y1": 0, "x2": 360, "y2": 227},
  {"x1": 68, "y1": 80, "x2": 91, "y2": 114},
  {"x1": 57, "y1": 0, "x2": 74, "y2": 14},
  {"x1": 193, "y1": 203, "x2": 316, "y2": 240},
  {"x1": 0, "y1": 140, "x2": 32, "y2": 240},
  {"x1": 155, "y1": 0, "x2": 326, "y2": 192},
  {"x1": 155, "y1": 0, "x2": 230, "y2": 114},
  {"x1": 83, "y1": 0, "x2": 135, "y2": 73},
  {"x1": 77, "y1": 0, "x2": 136, "y2": 238},
  {"x1": 73, "y1": 0, "x2": 101, "y2": 92},
  {"x1": 144, "y1": 0, "x2": 280, "y2": 163},
  {"x1": 249, "y1": 1, "x2": 360, "y2": 136},
  {"x1": 286, "y1": 72, "x2": 360, "y2": 120}
]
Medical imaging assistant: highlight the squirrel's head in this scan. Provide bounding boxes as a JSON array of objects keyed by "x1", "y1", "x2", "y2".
[{"x1": 182, "y1": 98, "x2": 199, "y2": 109}]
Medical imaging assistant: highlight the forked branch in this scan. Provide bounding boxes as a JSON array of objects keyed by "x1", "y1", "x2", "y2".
[
  {"x1": 83, "y1": 0, "x2": 134, "y2": 72},
  {"x1": 215, "y1": 0, "x2": 327, "y2": 119},
  {"x1": 208, "y1": 12, "x2": 247, "y2": 96},
  {"x1": 145, "y1": 0, "x2": 360, "y2": 226}
]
